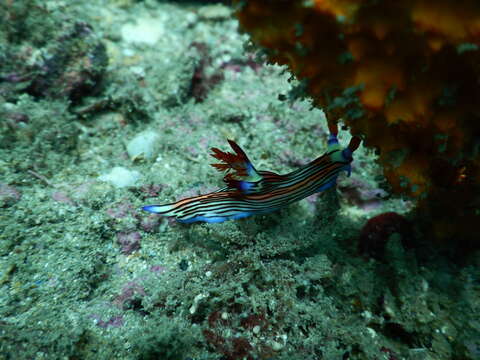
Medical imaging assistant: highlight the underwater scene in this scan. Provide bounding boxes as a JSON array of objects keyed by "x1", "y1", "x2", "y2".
[{"x1": 1, "y1": 0, "x2": 479, "y2": 359}]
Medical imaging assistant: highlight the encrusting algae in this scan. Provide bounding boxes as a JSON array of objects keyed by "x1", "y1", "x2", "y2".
[{"x1": 234, "y1": 0, "x2": 480, "y2": 244}]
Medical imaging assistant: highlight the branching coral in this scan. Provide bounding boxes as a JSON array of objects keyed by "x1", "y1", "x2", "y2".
[{"x1": 234, "y1": 0, "x2": 480, "y2": 243}]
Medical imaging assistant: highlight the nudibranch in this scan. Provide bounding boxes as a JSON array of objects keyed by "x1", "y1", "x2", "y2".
[{"x1": 142, "y1": 123, "x2": 361, "y2": 223}]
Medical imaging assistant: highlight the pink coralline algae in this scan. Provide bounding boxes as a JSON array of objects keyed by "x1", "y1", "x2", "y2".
[
  {"x1": 106, "y1": 201, "x2": 136, "y2": 220},
  {"x1": 113, "y1": 281, "x2": 146, "y2": 309},
  {"x1": 116, "y1": 232, "x2": 141, "y2": 255},
  {"x1": 140, "y1": 214, "x2": 161, "y2": 232},
  {"x1": 51, "y1": 191, "x2": 75, "y2": 205},
  {"x1": 338, "y1": 177, "x2": 389, "y2": 211},
  {"x1": 149, "y1": 265, "x2": 167, "y2": 274},
  {"x1": 139, "y1": 184, "x2": 163, "y2": 199},
  {"x1": 0, "y1": 184, "x2": 22, "y2": 207},
  {"x1": 94, "y1": 315, "x2": 124, "y2": 329}
]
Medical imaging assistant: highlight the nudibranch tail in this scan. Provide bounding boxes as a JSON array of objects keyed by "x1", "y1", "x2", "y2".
[
  {"x1": 142, "y1": 126, "x2": 361, "y2": 224},
  {"x1": 142, "y1": 190, "x2": 257, "y2": 223},
  {"x1": 142, "y1": 204, "x2": 174, "y2": 215}
]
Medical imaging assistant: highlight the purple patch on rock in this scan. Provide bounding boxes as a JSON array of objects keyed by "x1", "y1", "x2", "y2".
[
  {"x1": 140, "y1": 184, "x2": 163, "y2": 198},
  {"x1": 73, "y1": 181, "x2": 95, "y2": 198},
  {"x1": 150, "y1": 265, "x2": 167, "y2": 274},
  {"x1": 116, "y1": 232, "x2": 141, "y2": 255},
  {"x1": 0, "y1": 184, "x2": 22, "y2": 207},
  {"x1": 140, "y1": 214, "x2": 161, "y2": 232},
  {"x1": 113, "y1": 281, "x2": 146, "y2": 308},
  {"x1": 338, "y1": 177, "x2": 389, "y2": 211},
  {"x1": 107, "y1": 202, "x2": 135, "y2": 219},
  {"x1": 51, "y1": 191, "x2": 74, "y2": 205},
  {"x1": 92, "y1": 314, "x2": 124, "y2": 328}
]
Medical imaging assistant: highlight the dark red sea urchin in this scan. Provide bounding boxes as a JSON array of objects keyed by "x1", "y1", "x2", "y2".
[{"x1": 359, "y1": 212, "x2": 414, "y2": 260}]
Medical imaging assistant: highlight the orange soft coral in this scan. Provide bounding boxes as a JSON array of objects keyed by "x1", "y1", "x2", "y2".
[{"x1": 235, "y1": 0, "x2": 480, "y2": 243}]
